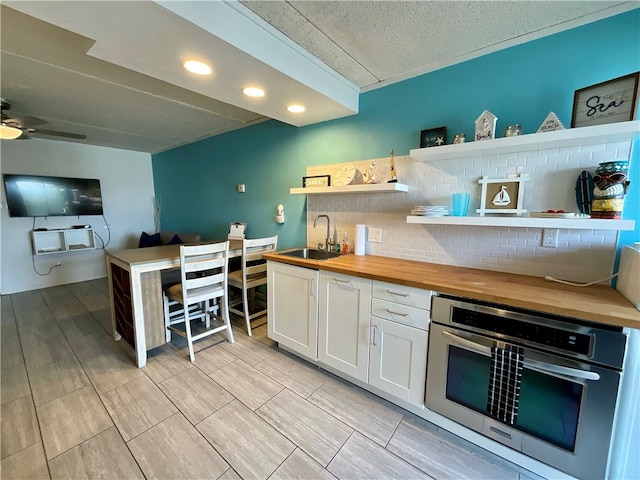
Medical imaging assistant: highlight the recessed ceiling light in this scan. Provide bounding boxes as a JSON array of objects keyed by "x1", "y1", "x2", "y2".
[
  {"x1": 287, "y1": 105, "x2": 306, "y2": 113},
  {"x1": 183, "y1": 60, "x2": 212, "y2": 75},
  {"x1": 242, "y1": 87, "x2": 265, "y2": 97}
]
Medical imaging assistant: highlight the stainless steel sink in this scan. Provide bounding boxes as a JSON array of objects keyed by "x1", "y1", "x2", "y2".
[{"x1": 277, "y1": 248, "x2": 341, "y2": 261}]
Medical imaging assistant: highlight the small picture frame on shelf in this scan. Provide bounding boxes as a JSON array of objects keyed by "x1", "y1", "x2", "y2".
[
  {"x1": 571, "y1": 72, "x2": 639, "y2": 128},
  {"x1": 303, "y1": 175, "x2": 331, "y2": 188},
  {"x1": 477, "y1": 175, "x2": 528, "y2": 216},
  {"x1": 419, "y1": 126, "x2": 447, "y2": 148}
]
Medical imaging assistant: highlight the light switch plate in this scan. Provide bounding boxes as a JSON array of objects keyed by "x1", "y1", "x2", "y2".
[{"x1": 368, "y1": 227, "x2": 382, "y2": 243}]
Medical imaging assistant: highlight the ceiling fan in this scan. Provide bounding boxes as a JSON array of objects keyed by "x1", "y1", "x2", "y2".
[{"x1": 1, "y1": 99, "x2": 87, "y2": 140}]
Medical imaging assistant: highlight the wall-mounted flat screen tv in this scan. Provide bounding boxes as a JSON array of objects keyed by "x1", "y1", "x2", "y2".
[{"x1": 3, "y1": 174, "x2": 103, "y2": 217}]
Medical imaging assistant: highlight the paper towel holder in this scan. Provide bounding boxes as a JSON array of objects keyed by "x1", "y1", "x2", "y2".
[{"x1": 355, "y1": 224, "x2": 366, "y2": 256}]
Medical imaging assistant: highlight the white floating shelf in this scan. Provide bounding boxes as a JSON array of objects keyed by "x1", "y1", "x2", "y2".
[
  {"x1": 31, "y1": 228, "x2": 97, "y2": 255},
  {"x1": 290, "y1": 183, "x2": 408, "y2": 195},
  {"x1": 409, "y1": 120, "x2": 640, "y2": 162},
  {"x1": 406, "y1": 215, "x2": 635, "y2": 230}
]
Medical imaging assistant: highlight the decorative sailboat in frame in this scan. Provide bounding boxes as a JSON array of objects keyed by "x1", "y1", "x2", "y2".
[
  {"x1": 492, "y1": 185, "x2": 511, "y2": 206},
  {"x1": 477, "y1": 174, "x2": 528, "y2": 216}
]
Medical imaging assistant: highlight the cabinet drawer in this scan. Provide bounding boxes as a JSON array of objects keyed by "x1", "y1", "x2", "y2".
[
  {"x1": 371, "y1": 298, "x2": 429, "y2": 331},
  {"x1": 372, "y1": 281, "x2": 431, "y2": 310}
]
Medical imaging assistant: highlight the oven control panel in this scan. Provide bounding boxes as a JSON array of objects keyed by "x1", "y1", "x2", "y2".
[{"x1": 451, "y1": 306, "x2": 592, "y2": 356}]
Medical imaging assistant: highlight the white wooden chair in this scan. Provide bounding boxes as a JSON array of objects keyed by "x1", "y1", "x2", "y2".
[
  {"x1": 163, "y1": 241, "x2": 234, "y2": 361},
  {"x1": 228, "y1": 235, "x2": 277, "y2": 336}
]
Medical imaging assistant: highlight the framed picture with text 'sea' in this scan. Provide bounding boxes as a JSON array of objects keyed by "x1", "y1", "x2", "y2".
[
  {"x1": 419, "y1": 126, "x2": 447, "y2": 148},
  {"x1": 571, "y1": 72, "x2": 639, "y2": 128}
]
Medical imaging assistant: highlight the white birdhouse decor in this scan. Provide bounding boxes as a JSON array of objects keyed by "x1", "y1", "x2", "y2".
[{"x1": 475, "y1": 110, "x2": 498, "y2": 141}]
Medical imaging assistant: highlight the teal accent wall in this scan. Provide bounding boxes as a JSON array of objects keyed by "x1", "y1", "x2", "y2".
[{"x1": 153, "y1": 10, "x2": 640, "y2": 251}]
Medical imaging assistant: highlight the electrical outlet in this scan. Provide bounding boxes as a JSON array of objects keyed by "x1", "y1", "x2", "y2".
[
  {"x1": 55, "y1": 261, "x2": 63, "y2": 267},
  {"x1": 368, "y1": 227, "x2": 382, "y2": 243},
  {"x1": 542, "y1": 229, "x2": 558, "y2": 248}
]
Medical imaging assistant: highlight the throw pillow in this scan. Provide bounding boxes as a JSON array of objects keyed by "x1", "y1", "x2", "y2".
[
  {"x1": 167, "y1": 234, "x2": 183, "y2": 245},
  {"x1": 138, "y1": 231, "x2": 161, "y2": 248}
]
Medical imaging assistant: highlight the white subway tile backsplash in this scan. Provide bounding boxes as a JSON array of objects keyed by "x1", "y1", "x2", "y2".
[
  {"x1": 579, "y1": 234, "x2": 605, "y2": 244},
  {"x1": 507, "y1": 238, "x2": 528, "y2": 246},
  {"x1": 307, "y1": 139, "x2": 627, "y2": 283}
]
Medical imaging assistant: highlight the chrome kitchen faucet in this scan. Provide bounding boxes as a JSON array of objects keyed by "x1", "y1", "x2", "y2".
[{"x1": 313, "y1": 214, "x2": 334, "y2": 251}]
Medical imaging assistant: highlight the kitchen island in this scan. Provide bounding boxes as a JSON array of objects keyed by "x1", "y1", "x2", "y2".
[{"x1": 107, "y1": 241, "x2": 242, "y2": 367}]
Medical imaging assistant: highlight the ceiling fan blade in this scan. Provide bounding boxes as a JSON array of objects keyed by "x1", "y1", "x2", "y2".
[
  {"x1": 5, "y1": 114, "x2": 47, "y2": 127},
  {"x1": 30, "y1": 128, "x2": 87, "y2": 140}
]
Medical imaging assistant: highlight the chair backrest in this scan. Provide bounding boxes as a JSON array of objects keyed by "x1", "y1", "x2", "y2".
[
  {"x1": 241, "y1": 235, "x2": 278, "y2": 285},
  {"x1": 179, "y1": 241, "x2": 229, "y2": 303}
]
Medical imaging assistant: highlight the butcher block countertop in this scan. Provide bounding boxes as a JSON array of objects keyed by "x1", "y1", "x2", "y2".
[{"x1": 263, "y1": 252, "x2": 640, "y2": 329}]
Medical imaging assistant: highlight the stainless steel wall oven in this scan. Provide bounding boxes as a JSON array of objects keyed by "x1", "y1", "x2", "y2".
[{"x1": 426, "y1": 295, "x2": 627, "y2": 480}]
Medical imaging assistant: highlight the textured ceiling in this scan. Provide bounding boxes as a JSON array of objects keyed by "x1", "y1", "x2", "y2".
[
  {"x1": 240, "y1": 1, "x2": 635, "y2": 89},
  {"x1": 0, "y1": 1, "x2": 635, "y2": 153}
]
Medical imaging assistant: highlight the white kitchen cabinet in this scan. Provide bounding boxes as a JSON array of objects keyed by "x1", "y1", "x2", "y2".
[
  {"x1": 269, "y1": 265, "x2": 431, "y2": 406},
  {"x1": 368, "y1": 281, "x2": 431, "y2": 408},
  {"x1": 267, "y1": 261, "x2": 319, "y2": 361},
  {"x1": 318, "y1": 271, "x2": 372, "y2": 382}
]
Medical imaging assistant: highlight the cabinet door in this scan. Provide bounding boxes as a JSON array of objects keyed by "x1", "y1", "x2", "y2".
[
  {"x1": 267, "y1": 262, "x2": 319, "y2": 361},
  {"x1": 369, "y1": 316, "x2": 428, "y2": 408},
  {"x1": 318, "y1": 271, "x2": 372, "y2": 382}
]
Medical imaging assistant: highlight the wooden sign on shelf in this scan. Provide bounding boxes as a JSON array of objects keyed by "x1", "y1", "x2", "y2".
[
  {"x1": 537, "y1": 112, "x2": 565, "y2": 133},
  {"x1": 475, "y1": 110, "x2": 498, "y2": 141}
]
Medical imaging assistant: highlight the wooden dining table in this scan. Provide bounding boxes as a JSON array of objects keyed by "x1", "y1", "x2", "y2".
[{"x1": 106, "y1": 240, "x2": 243, "y2": 367}]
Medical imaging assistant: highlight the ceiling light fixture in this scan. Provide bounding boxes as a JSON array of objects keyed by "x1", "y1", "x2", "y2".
[
  {"x1": 0, "y1": 124, "x2": 22, "y2": 140},
  {"x1": 287, "y1": 105, "x2": 306, "y2": 113},
  {"x1": 183, "y1": 60, "x2": 212, "y2": 75},
  {"x1": 242, "y1": 87, "x2": 265, "y2": 97}
]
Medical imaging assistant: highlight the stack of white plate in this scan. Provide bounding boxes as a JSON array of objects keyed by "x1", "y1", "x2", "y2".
[{"x1": 411, "y1": 205, "x2": 450, "y2": 216}]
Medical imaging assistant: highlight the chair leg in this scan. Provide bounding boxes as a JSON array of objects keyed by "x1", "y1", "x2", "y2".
[
  {"x1": 204, "y1": 300, "x2": 211, "y2": 329},
  {"x1": 243, "y1": 287, "x2": 252, "y2": 336},
  {"x1": 183, "y1": 306, "x2": 196, "y2": 362},
  {"x1": 221, "y1": 294, "x2": 234, "y2": 344},
  {"x1": 163, "y1": 293, "x2": 172, "y2": 343}
]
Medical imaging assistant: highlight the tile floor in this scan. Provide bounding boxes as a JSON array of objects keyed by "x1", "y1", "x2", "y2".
[{"x1": 1, "y1": 279, "x2": 544, "y2": 479}]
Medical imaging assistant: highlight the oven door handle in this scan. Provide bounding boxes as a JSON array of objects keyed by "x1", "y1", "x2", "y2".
[
  {"x1": 442, "y1": 331, "x2": 601, "y2": 382},
  {"x1": 442, "y1": 330, "x2": 492, "y2": 355},
  {"x1": 524, "y1": 359, "x2": 600, "y2": 382}
]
